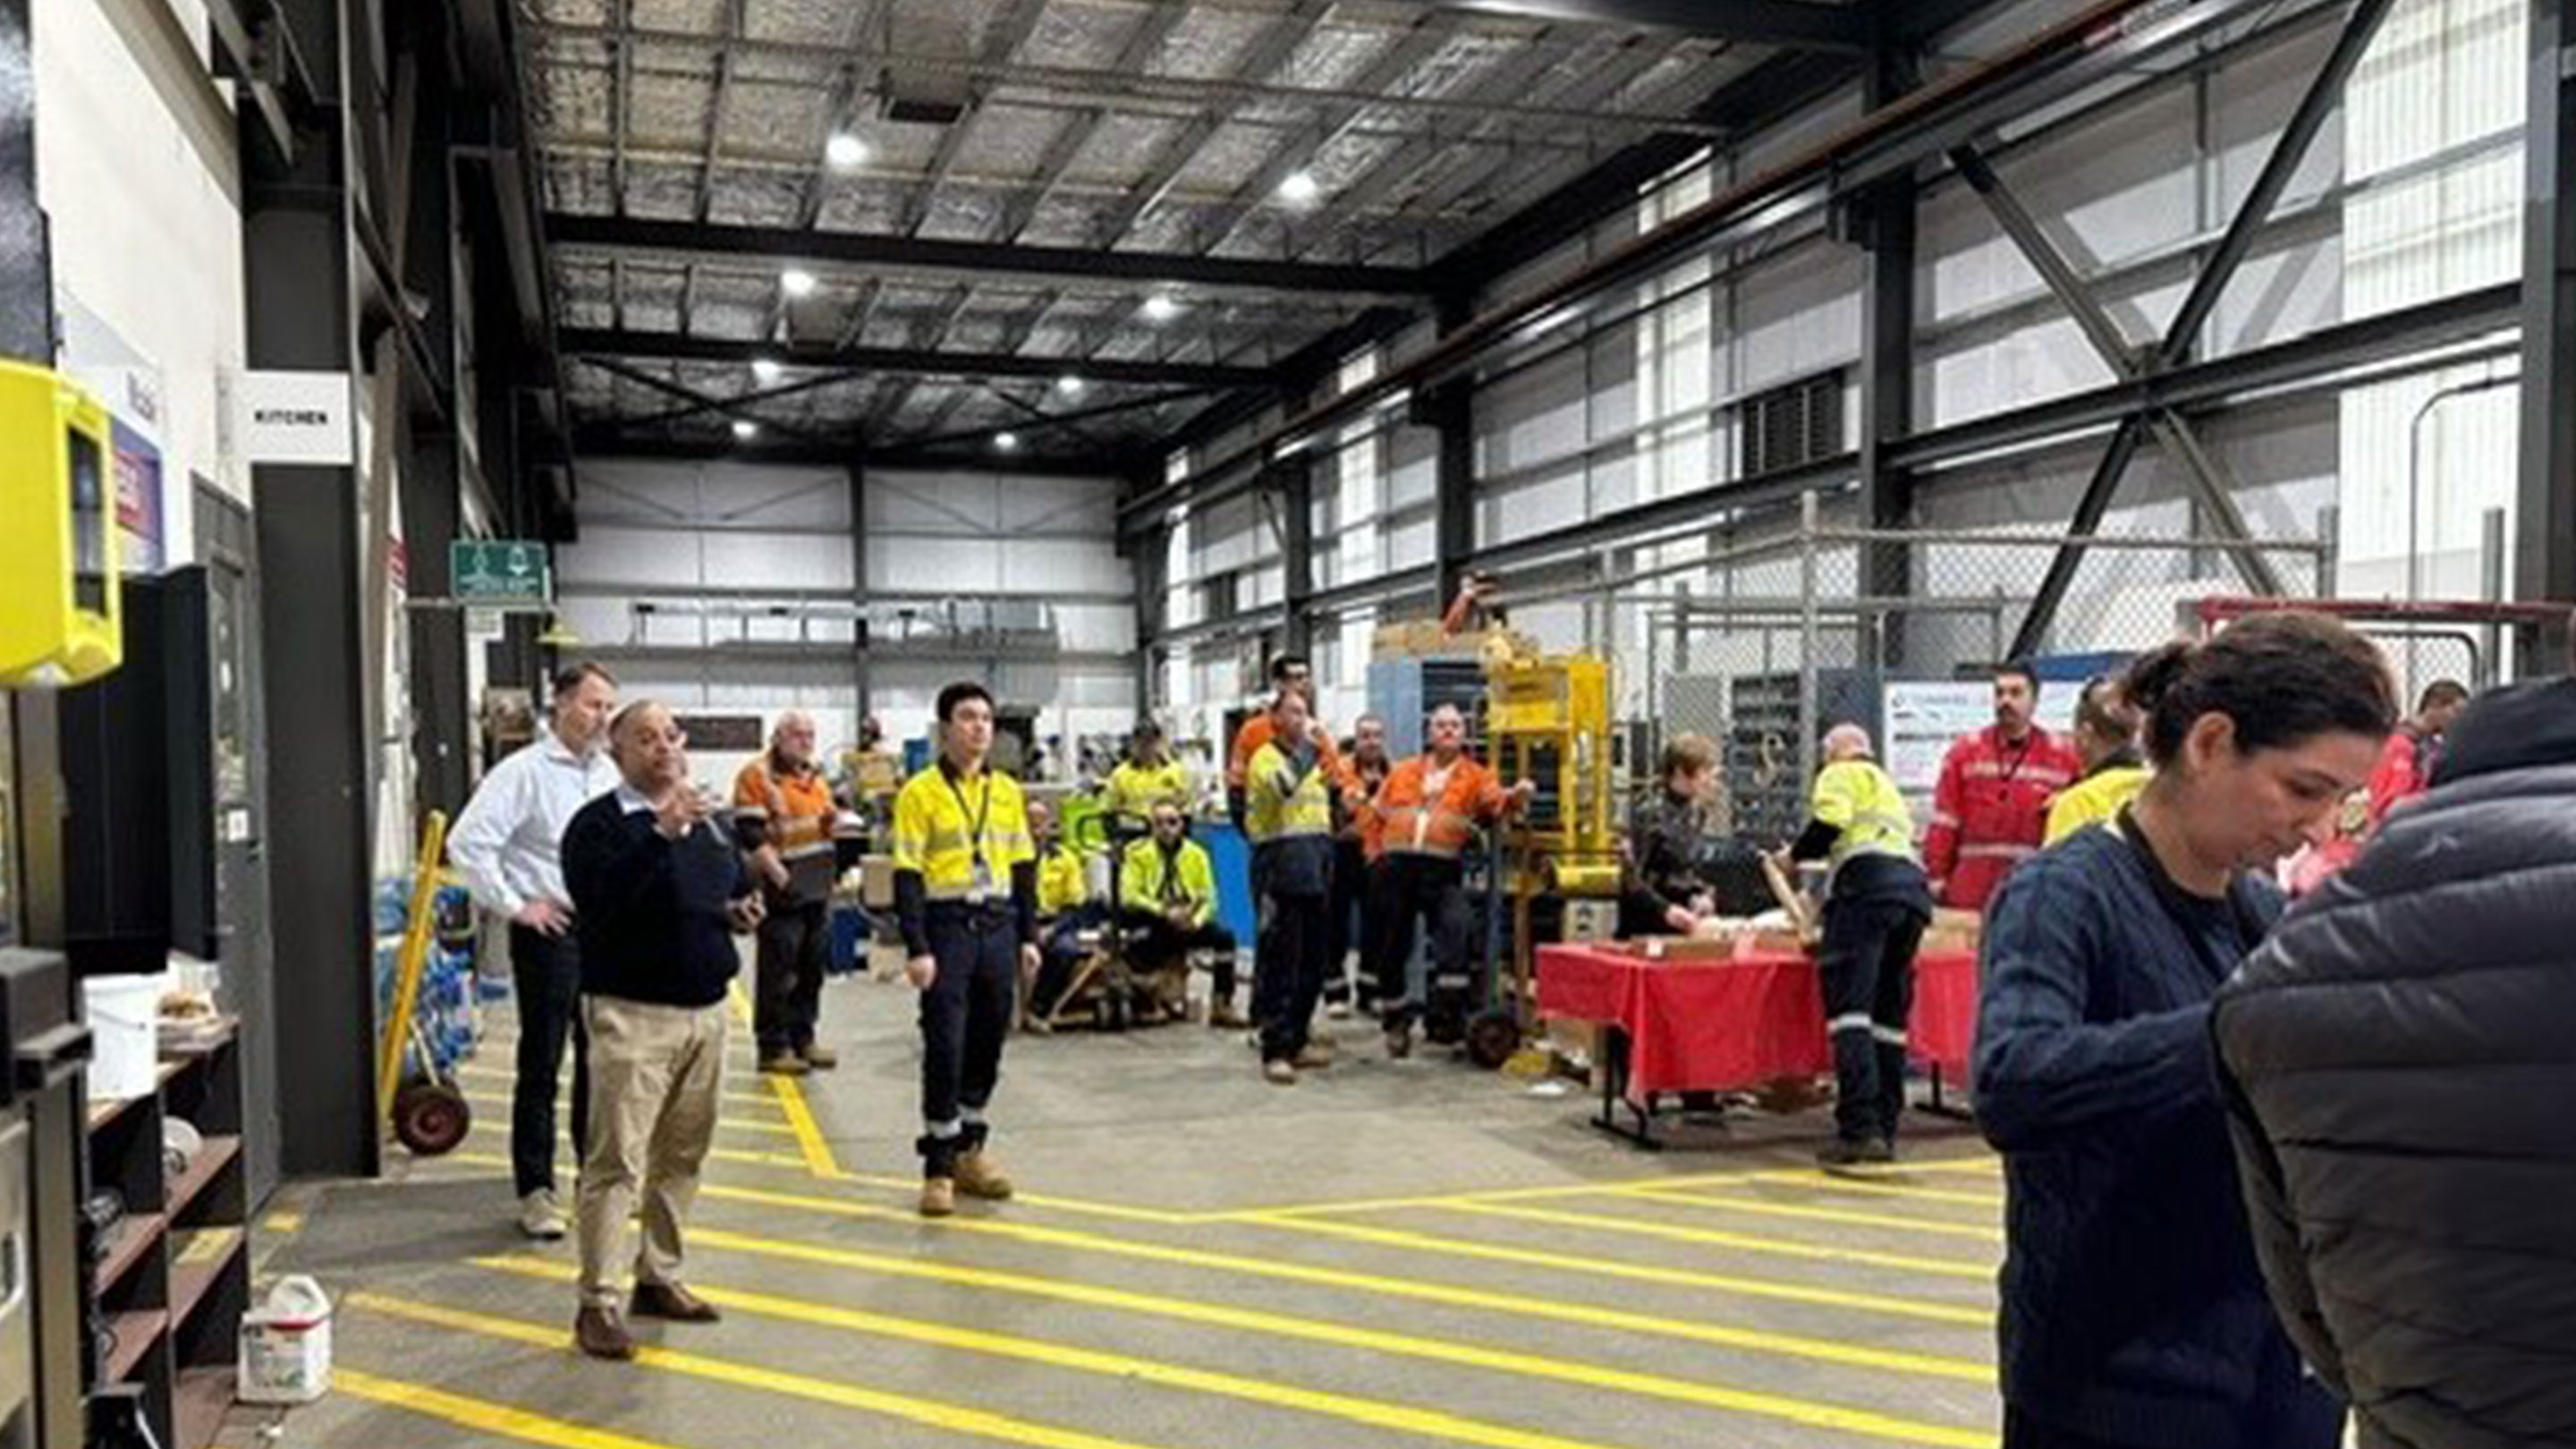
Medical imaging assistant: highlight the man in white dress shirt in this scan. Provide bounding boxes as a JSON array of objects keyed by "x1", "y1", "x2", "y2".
[{"x1": 448, "y1": 663, "x2": 621, "y2": 1238}]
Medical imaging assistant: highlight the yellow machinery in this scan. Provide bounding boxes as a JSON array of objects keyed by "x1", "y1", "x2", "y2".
[
  {"x1": 1481, "y1": 648, "x2": 1619, "y2": 1061},
  {"x1": 0, "y1": 363, "x2": 120, "y2": 687}
]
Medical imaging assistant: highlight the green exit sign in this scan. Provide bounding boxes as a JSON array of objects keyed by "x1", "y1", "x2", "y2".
[{"x1": 452, "y1": 538, "x2": 552, "y2": 603}]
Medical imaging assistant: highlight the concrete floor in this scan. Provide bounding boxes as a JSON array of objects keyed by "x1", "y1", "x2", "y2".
[{"x1": 239, "y1": 967, "x2": 2008, "y2": 1449}]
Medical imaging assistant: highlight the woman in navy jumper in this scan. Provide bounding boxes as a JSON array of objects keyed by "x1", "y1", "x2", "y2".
[{"x1": 1974, "y1": 612, "x2": 2394, "y2": 1449}]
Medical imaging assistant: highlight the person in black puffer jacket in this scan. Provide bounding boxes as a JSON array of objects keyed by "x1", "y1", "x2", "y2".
[
  {"x1": 1975, "y1": 613, "x2": 2395, "y2": 1449},
  {"x1": 2213, "y1": 671, "x2": 2576, "y2": 1449}
]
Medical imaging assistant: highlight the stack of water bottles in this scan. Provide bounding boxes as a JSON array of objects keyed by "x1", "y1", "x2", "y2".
[{"x1": 371, "y1": 878, "x2": 485, "y2": 1080}]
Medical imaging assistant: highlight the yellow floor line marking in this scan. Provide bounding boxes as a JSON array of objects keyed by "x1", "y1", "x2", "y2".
[
  {"x1": 823, "y1": 1168, "x2": 1199, "y2": 1225},
  {"x1": 336, "y1": 1368, "x2": 679, "y2": 1449},
  {"x1": 675, "y1": 1224, "x2": 1992, "y2": 1446},
  {"x1": 473, "y1": 1258, "x2": 1657, "y2": 1449},
  {"x1": 452, "y1": 1147, "x2": 814, "y2": 1175},
  {"x1": 451, "y1": 1062, "x2": 779, "y2": 1114},
  {"x1": 350, "y1": 1294, "x2": 1170, "y2": 1449},
  {"x1": 766, "y1": 1072, "x2": 844, "y2": 1182},
  {"x1": 1622, "y1": 1188, "x2": 2005, "y2": 1243},
  {"x1": 1238, "y1": 1155, "x2": 2007, "y2": 1221},
  {"x1": 1239, "y1": 1212, "x2": 1987, "y2": 1325},
  {"x1": 458, "y1": 1092, "x2": 797, "y2": 1140},
  {"x1": 692, "y1": 1182, "x2": 1992, "y2": 1379},
  {"x1": 260, "y1": 1211, "x2": 305, "y2": 1235},
  {"x1": 1443, "y1": 1201, "x2": 1996, "y2": 1281},
  {"x1": 1746, "y1": 1174, "x2": 2007, "y2": 1210}
]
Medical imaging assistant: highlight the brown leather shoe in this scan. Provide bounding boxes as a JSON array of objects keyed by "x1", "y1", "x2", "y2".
[
  {"x1": 574, "y1": 1305, "x2": 636, "y2": 1360},
  {"x1": 954, "y1": 1151, "x2": 1013, "y2": 1201},
  {"x1": 758, "y1": 1052, "x2": 811, "y2": 1077},
  {"x1": 919, "y1": 1177, "x2": 957, "y2": 1217},
  {"x1": 800, "y1": 1044, "x2": 839, "y2": 1070},
  {"x1": 630, "y1": 1282, "x2": 721, "y2": 1323},
  {"x1": 1292, "y1": 1043, "x2": 1335, "y2": 1070}
]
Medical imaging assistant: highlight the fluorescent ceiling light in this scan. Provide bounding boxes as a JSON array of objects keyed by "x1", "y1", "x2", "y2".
[
  {"x1": 825, "y1": 132, "x2": 869, "y2": 170},
  {"x1": 780, "y1": 268, "x2": 818, "y2": 299},
  {"x1": 995, "y1": 431, "x2": 1021, "y2": 453},
  {"x1": 1141, "y1": 293, "x2": 1182, "y2": 323},
  {"x1": 1055, "y1": 374, "x2": 1087, "y2": 397},
  {"x1": 732, "y1": 419, "x2": 759, "y2": 440},
  {"x1": 751, "y1": 357, "x2": 784, "y2": 384},
  {"x1": 1277, "y1": 169, "x2": 1321, "y2": 206}
]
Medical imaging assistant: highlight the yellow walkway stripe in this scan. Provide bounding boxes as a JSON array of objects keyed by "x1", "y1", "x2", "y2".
[
  {"x1": 1623, "y1": 1188, "x2": 2005, "y2": 1243},
  {"x1": 459, "y1": 1092, "x2": 798, "y2": 1140},
  {"x1": 1444, "y1": 1201, "x2": 1996, "y2": 1281},
  {"x1": 350, "y1": 1294, "x2": 1168, "y2": 1449},
  {"x1": 697, "y1": 1183, "x2": 1987, "y2": 1380},
  {"x1": 825, "y1": 1168, "x2": 1197, "y2": 1225},
  {"x1": 1240, "y1": 1155, "x2": 2007, "y2": 1221},
  {"x1": 475, "y1": 1258, "x2": 1657, "y2": 1449},
  {"x1": 337, "y1": 1368, "x2": 679, "y2": 1449},
  {"x1": 1241, "y1": 1212, "x2": 1987, "y2": 1326},
  {"x1": 767, "y1": 1073, "x2": 845, "y2": 1181},
  {"x1": 1750, "y1": 1174, "x2": 2007, "y2": 1210},
  {"x1": 677, "y1": 1224, "x2": 1993, "y2": 1446}
]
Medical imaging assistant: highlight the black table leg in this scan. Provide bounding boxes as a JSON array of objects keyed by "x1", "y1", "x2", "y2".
[{"x1": 1589, "y1": 1026, "x2": 1661, "y2": 1150}]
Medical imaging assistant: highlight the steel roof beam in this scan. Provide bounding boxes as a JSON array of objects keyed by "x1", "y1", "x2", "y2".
[
  {"x1": 999, "y1": 2, "x2": 1196, "y2": 242},
  {"x1": 1427, "y1": 0, "x2": 1872, "y2": 50},
  {"x1": 558, "y1": 326, "x2": 1277, "y2": 389},
  {"x1": 902, "y1": 0, "x2": 1051, "y2": 237},
  {"x1": 545, "y1": 213, "x2": 1438, "y2": 296}
]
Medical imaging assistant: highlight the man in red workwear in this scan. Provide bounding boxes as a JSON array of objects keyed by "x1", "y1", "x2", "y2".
[{"x1": 1921, "y1": 663, "x2": 2080, "y2": 912}]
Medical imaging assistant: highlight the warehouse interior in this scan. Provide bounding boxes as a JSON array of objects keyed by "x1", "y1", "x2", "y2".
[{"x1": 2, "y1": 0, "x2": 2568, "y2": 1445}]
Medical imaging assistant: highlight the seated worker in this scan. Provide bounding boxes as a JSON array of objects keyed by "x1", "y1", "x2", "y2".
[
  {"x1": 1104, "y1": 720, "x2": 1191, "y2": 835},
  {"x1": 1786, "y1": 724, "x2": 1934, "y2": 1168},
  {"x1": 2044, "y1": 677, "x2": 2151, "y2": 845},
  {"x1": 1621, "y1": 733, "x2": 1723, "y2": 937},
  {"x1": 1024, "y1": 800, "x2": 1101, "y2": 1026},
  {"x1": 1118, "y1": 801, "x2": 1241, "y2": 1025}
]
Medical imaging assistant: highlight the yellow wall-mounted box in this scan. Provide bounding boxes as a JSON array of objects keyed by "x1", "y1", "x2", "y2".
[{"x1": 0, "y1": 362, "x2": 121, "y2": 687}]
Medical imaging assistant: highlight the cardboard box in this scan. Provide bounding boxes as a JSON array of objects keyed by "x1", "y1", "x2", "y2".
[{"x1": 860, "y1": 854, "x2": 899, "y2": 911}]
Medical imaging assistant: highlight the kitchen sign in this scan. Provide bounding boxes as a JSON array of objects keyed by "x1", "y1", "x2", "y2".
[{"x1": 234, "y1": 370, "x2": 356, "y2": 466}]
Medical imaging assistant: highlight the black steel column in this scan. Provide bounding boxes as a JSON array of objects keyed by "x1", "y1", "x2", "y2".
[
  {"x1": 400, "y1": 7, "x2": 468, "y2": 821},
  {"x1": 2521, "y1": 0, "x2": 2576, "y2": 664},
  {"x1": 1428, "y1": 293, "x2": 1478, "y2": 606},
  {"x1": 1131, "y1": 513, "x2": 1168, "y2": 716},
  {"x1": 249, "y1": 0, "x2": 377, "y2": 1178},
  {"x1": 1275, "y1": 453, "x2": 1316, "y2": 658},
  {"x1": 849, "y1": 463, "x2": 872, "y2": 724}
]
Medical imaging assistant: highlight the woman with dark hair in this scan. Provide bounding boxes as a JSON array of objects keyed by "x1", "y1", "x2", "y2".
[
  {"x1": 2043, "y1": 676, "x2": 2149, "y2": 845},
  {"x1": 1974, "y1": 612, "x2": 2394, "y2": 1449}
]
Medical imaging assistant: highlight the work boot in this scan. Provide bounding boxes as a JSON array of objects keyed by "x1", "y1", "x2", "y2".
[
  {"x1": 801, "y1": 1044, "x2": 839, "y2": 1070},
  {"x1": 519, "y1": 1187, "x2": 568, "y2": 1241},
  {"x1": 630, "y1": 1282, "x2": 721, "y2": 1323},
  {"x1": 1208, "y1": 1002, "x2": 1250, "y2": 1030},
  {"x1": 1263, "y1": 1059, "x2": 1299, "y2": 1086},
  {"x1": 574, "y1": 1306, "x2": 636, "y2": 1361},
  {"x1": 919, "y1": 1177, "x2": 958, "y2": 1217},
  {"x1": 1384, "y1": 1024, "x2": 1413, "y2": 1060},
  {"x1": 954, "y1": 1150, "x2": 1014, "y2": 1201},
  {"x1": 1816, "y1": 1135, "x2": 1896, "y2": 1171},
  {"x1": 1292, "y1": 1043, "x2": 1335, "y2": 1071},
  {"x1": 758, "y1": 1051, "x2": 810, "y2": 1077}
]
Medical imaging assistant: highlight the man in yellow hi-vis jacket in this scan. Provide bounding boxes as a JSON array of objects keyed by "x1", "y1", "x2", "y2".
[{"x1": 1785, "y1": 723, "x2": 1934, "y2": 1169}]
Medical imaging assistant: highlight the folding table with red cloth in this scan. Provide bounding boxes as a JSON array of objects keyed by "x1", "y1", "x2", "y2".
[{"x1": 1536, "y1": 942, "x2": 1979, "y2": 1148}]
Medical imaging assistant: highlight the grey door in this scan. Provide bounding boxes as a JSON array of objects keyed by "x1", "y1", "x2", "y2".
[{"x1": 195, "y1": 483, "x2": 281, "y2": 1204}]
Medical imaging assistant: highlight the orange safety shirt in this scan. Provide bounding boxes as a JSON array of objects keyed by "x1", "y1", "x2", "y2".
[{"x1": 1374, "y1": 752, "x2": 1511, "y2": 861}]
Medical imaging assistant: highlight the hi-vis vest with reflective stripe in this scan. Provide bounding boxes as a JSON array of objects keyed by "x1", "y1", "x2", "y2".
[
  {"x1": 891, "y1": 762, "x2": 1036, "y2": 901},
  {"x1": 1812, "y1": 759, "x2": 1919, "y2": 871},
  {"x1": 732, "y1": 759, "x2": 835, "y2": 861},
  {"x1": 1377, "y1": 755, "x2": 1505, "y2": 860},
  {"x1": 1245, "y1": 741, "x2": 1334, "y2": 843}
]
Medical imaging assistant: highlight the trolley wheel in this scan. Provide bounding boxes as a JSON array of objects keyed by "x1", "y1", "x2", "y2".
[
  {"x1": 1464, "y1": 1009, "x2": 1521, "y2": 1071},
  {"x1": 394, "y1": 1082, "x2": 471, "y2": 1157}
]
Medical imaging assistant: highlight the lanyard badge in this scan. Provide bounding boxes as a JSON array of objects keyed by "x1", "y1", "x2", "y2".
[{"x1": 946, "y1": 767, "x2": 996, "y2": 904}]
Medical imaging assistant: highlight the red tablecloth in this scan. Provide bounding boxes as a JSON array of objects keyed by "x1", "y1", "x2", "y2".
[{"x1": 1538, "y1": 944, "x2": 1979, "y2": 1101}]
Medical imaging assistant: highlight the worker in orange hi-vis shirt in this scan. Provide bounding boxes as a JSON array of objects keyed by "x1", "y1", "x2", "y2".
[
  {"x1": 1368, "y1": 703, "x2": 1533, "y2": 1059},
  {"x1": 733, "y1": 711, "x2": 841, "y2": 1076}
]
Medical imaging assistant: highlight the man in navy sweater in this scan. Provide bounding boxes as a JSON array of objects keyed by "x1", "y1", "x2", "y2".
[{"x1": 561, "y1": 701, "x2": 763, "y2": 1360}]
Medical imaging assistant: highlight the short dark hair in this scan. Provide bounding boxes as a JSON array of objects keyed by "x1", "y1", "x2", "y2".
[
  {"x1": 2419, "y1": 679, "x2": 2470, "y2": 712},
  {"x1": 1269, "y1": 654, "x2": 1311, "y2": 682},
  {"x1": 936, "y1": 681, "x2": 995, "y2": 723},
  {"x1": 1995, "y1": 661, "x2": 2039, "y2": 693},
  {"x1": 2123, "y1": 614, "x2": 2394, "y2": 768},
  {"x1": 552, "y1": 662, "x2": 616, "y2": 699},
  {"x1": 2073, "y1": 675, "x2": 2140, "y2": 746},
  {"x1": 1131, "y1": 718, "x2": 1165, "y2": 740}
]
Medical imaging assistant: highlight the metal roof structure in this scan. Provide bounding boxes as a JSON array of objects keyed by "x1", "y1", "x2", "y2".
[{"x1": 514, "y1": 0, "x2": 1893, "y2": 470}]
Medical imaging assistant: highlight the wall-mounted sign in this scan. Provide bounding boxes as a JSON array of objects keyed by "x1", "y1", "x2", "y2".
[
  {"x1": 234, "y1": 370, "x2": 355, "y2": 466},
  {"x1": 451, "y1": 539, "x2": 551, "y2": 604}
]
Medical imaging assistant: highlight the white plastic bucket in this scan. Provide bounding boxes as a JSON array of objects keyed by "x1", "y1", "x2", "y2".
[
  {"x1": 83, "y1": 974, "x2": 160, "y2": 1103},
  {"x1": 239, "y1": 1275, "x2": 333, "y2": 1404}
]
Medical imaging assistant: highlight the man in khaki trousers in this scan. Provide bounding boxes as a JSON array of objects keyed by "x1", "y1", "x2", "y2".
[{"x1": 559, "y1": 702, "x2": 763, "y2": 1360}]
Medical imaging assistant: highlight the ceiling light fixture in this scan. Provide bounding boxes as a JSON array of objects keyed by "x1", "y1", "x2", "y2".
[
  {"x1": 1055, "y1": 374, "x2": 1087, "y2": 397},
  {"x1": 732, "y1": 419, "x2": 760, "y2": 441},
  {"x1": 751, "y1": 357, "x2": 784, "y2": 384},
  {"x1": 995, "y1": 431, "x2": 1021, "y2": 453},
  {"x1": 1141, "y1": 293, "x2": 1182, "y2": 323},
  {"x1": 780, "y1": 267, "x2": 818, "y2": 299},
  {"x1": 825, "y1": 131, "x2": 870, "y2": 170},
  {"x1": 1277, "y1": 169, "x2": 1321, "y2": 207}
]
